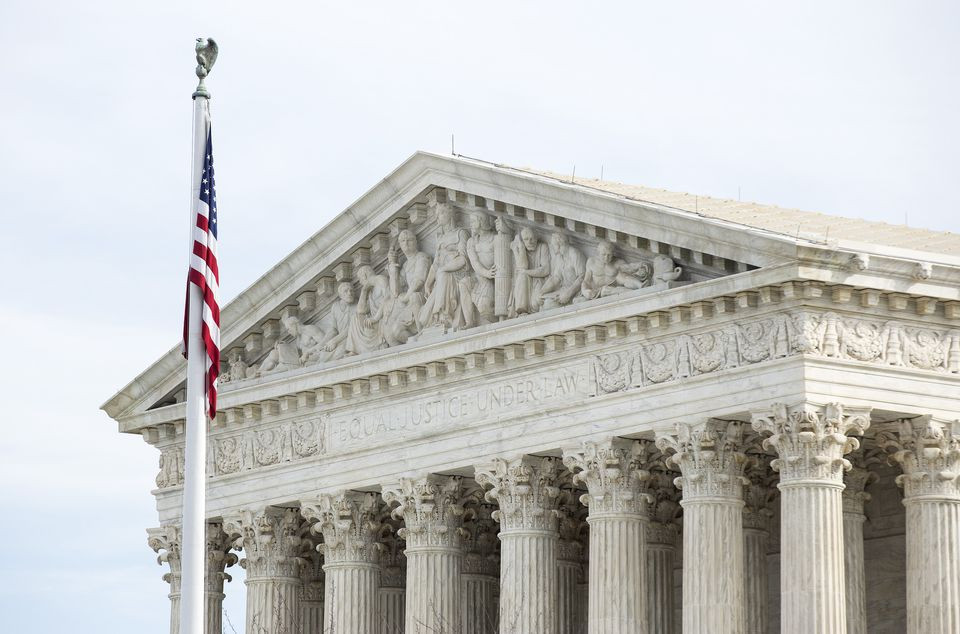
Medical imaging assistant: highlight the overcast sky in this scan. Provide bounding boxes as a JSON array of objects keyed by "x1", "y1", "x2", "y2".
[{"x1": 1, "y1": 1, "x2": 958, "y2": 632}]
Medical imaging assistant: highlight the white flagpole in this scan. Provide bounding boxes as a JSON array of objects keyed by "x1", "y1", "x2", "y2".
[{"x1": 180, "y1": 39, "x2": 216, "y2": 634}]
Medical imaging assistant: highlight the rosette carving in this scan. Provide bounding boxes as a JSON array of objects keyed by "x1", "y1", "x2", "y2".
[{"x1": 751, "y1": 403, "x2": 871, "y2": 484}]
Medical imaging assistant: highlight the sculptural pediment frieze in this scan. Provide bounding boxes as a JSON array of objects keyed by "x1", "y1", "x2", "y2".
[
  {"x1": 143, "y1": 178, "x2": 758, "y2": 413},
  {"x1": 195, "y1": 187, "x2": 746, "y2": 398}
]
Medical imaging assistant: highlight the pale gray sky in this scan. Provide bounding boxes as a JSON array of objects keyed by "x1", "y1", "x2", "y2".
[{"x1": 1, "y1": 1, "x2": 958, "y2": 631}]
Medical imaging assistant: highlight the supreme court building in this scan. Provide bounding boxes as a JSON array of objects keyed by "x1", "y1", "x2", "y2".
[{"x1": 103, "y1": 153, "x2": 960, "y2": 633}]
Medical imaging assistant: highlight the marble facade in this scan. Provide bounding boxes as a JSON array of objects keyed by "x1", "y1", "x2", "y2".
[{"x1": 112, "y1": 152, "x2": 960, "y2": 633}]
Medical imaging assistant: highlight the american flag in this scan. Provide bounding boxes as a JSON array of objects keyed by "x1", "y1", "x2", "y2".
[{"x1": 183, "y1": 121, "x2": 220, "y2": 418}]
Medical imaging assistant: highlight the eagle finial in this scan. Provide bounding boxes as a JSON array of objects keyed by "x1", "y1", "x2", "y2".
[{"x1": 193, "y1": 37, "x2": 219, "y2": 98}]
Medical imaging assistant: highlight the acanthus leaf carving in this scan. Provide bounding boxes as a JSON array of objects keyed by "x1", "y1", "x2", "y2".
[
  {"x1": 879, "y1": 416, "x2": 960, "y2": 499},
  {"x1": 474, "y1": 456, "x2": 562, "y2": 532}
]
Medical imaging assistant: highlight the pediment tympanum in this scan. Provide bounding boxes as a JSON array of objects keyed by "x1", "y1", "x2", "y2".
[{"x1": 149, "y1": 183, "x2": 754, "y2": 411}]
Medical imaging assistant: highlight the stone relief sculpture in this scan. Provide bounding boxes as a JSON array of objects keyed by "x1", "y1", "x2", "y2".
[
  {"x1": 420, "y1": 204, "x2": 471, "y2": 331},
  {"x1": 309, "y1": 282, "x2": 357, "y2": 363},
  {"x1": 581, "y1": 240, "x2": 650, "y2": 300},
  {"x1": 383, "y1": 229, "x2": 431, "y2": 346},
  {"x1": 347, "y1": 265, "x2": 389, "y2": 355},
  {"x1": 540, "y1": 232, "x2": 586, "y2": 310},
  {"x1": 510, "y1": 226, "x2": 551, "y2": 316},
  {"x1": 464, "y1": 211, "x2": 500, "y2": 326},
  {"x1": 220, "y1": 201, "x2": 697, "y2": 383},
  {"x1": 651, "y1": 254, "x2": 682, "y2": 286},
  {"x1": 257, "y1": 315, "x2": 322, "y2": 376}
]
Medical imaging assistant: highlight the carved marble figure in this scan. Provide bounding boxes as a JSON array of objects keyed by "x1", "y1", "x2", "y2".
[
  {"x1": 255, "y1": 315, "x2": 325, "y2": 375},
  {"x1": 493, "y1": 216, "x2": 514, "y2": 319},
  {"x1": 226, "y1": 350, "x2": 248, "y2": 382},
  {"x1": 305, "y1": 281, "x2": 356, "y2": 363},
  {"x1": 651, "y1": 254, "x2": 682, "y2": 286},
  {"x1": 580, "y1": 240, "x2": 649, "y2": 300},
  {"x1": 511, "y1": 226, "x2": 551, "y2": 316},
  {"x1": 347, "y1": 265, "x2": 389, "y2": 355},
  {"x1": 463, "y1": 211, "x2": 499, "y2": 326},
  {"x1": 420, "y1": 204, "x2": 471, "y2": 331},
  {"x1": 539, "y1": 231, "x2": 586, "y2": 310},
  {"x1": 383, "y1": 229, "x2": 432, "y2": 346}
]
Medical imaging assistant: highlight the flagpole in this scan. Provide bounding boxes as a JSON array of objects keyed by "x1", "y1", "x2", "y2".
[{"x1": 180, "y1": 38, "x2": 217, "y2": 634}]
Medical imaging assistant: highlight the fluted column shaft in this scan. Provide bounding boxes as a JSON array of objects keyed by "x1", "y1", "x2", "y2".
[
  {"x1": 743, "y1": 526, "x2": 769, "y2": 634},
  {"x1": 382, "y1": 475, "x2": 464, "y2": 634},
  {"x1": 564, "y1": 438, "x2": 651, "y2": 634},
  {"x1": 461, "y1": 502, "x2": 499, "y2": 634},
  {"x1": 462, "y1": 574, "x2": 498, "y2": 634},
  {"x1": 842, "y1": 464, "x2": 874, "y2": 634},
  {"x1": 646, "y1": 525, "x2": 677, "y2": 634},
  {"x1": 683, "y1": 497, "x2": 745, "y2": 632},
  {"x1": 657, "y1": 420, "x2": 749, "y2": 634},
  {"x1": 753, "y1": 402, "x2": 871, "y2": 634},
  {"x1": 301, "y1": 492, "x2": 382, "y2": 634},
  {"x1": 557, "y1": 559, "x2": 580, "y2": 634},
  {"x1": 476, "y1": 456, "x2": 562, "y2": 634},
  {"x1": 323, "y1": 561, "x2": 379, "y2": 631},
  {"x1": 379, "y1": 587, "x2": 405, "y2": 633},
  {"x1": 883, "y1": 416, "x2": 960, "y2": 634},
  {"x1": 170, "y1": 579, "x2": 182, "y2": 634}
]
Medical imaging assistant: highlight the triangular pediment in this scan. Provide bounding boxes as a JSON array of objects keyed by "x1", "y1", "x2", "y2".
[{"x1": 104, "y1": 152, "x2": 819, "y2": 423}]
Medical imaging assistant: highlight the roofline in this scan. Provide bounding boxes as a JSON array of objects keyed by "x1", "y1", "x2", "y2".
[{"x1": 104, "y1": 151, "x2": 950, "y2": 420}]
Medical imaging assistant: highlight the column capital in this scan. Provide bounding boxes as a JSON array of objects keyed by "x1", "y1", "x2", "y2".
[
  {"x1": 557, "y1": 497, "x2": 587, "y2": 563},
  {"x1": 377, "y1": 518, "x2": 406, "y2": 588},
  {"x1": 382, "y1": 474, "x2": 464, "y2": 549},
  {"x1": 297, "y1": 534, "x2": 325, "y2": 601},
  {"x1": 460, "y1": 501, "x2": 499, "y2": 577},
  {"x1": 644, "y1": 468, "x2": 682, "y2": 546},
  {"x1": 223, "y1": 506, "x2": 304, "y2": 579},
  {"x1": 743, "y1": 456, "x2": 777, "y2": 531},
  {"x1": 880, "y1": 416, "x2": 960, "y2": 500},
  {"x1": 475, "y1": 455, "x2": 562, "y2": 532},
  {"x1": 842, "y1": 448, "x2": 881, "y2": 514},
  {"x1": 300, "y1": 491, "x2": 382, "y2": 565},
  {"x1": 204, "y1": 523, "x2": 238, "y2": 594},
  {"x1": 752, "y1": 402, "x2": 872, "y2": 484},
  {"x1": 147, "y1": 524, "x2": 182, "y2": 589},
  {"x1": 656, "y1": 419, "x2": 749, "y2": 500},
  {"x1": 563, "y1": 437, "x2": 653, "y2": 516}
]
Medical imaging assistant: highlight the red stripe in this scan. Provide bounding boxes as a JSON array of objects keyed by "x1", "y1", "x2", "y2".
[
  {"x1": 196, "y1": 214, "x2": 209, "y2": 232},
  {"x1": 188, "y1": 268, "x2": 221, "y2": 326},
  {"x1": 201, "y1": 321, "x2": 219, "y2": 418},
  {"x1": 192, "y1": 241, "x2": 220, "y2": 283}
]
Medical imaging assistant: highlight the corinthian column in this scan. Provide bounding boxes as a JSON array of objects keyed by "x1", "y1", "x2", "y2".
[
  {"x1": 205, "y1": 523, "x2": 238, "y2": 634},
  {"x1": 881, "y1": 416, "x2": 960, "y2": 634},
  {"x1": 223, "y1": 507, "x2": 304, "y2": 634},
  {"x1": 742, "y1": 457, "x2": 775, "y2": 634},
  {"x1": 476, "y1": 455, "x2": 562, "y2": 634},
  {"x1": 644, "y1": 472, "x2": 680, "y2": 634},
  {"x1": 752, "y1": 402, "x2": 871, "y2": 634},
  {"x1": 378, "y1": 521, "x2": 406, "y2": 634},
  {"x1": 842, "y1": 452, "x2": 877, "y2": 634},
  {"x1": 383, "y1": 475, "x2": 464, "y2": 634},
  {"x1": 461, "y1": 501, "x2": 499, "y2": 634},
  {"x1": 656, "y1": 419, "x2": 749, "y2": 634},
  {"x1": 148, "y1": 525, "x2": 182, "y2": 634},
  {"x1": 564, "y1": 438, "x2": 651, "y2": 634},
  {"x1": 556, "y1": 498, "x2": 585, "y2": 634},
  {"x1": 301, "y1": 493, "x2": 382, "y2": 634},
  {"x1": 298, "y1": 539, "x2": 325, "y2": 634}
]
